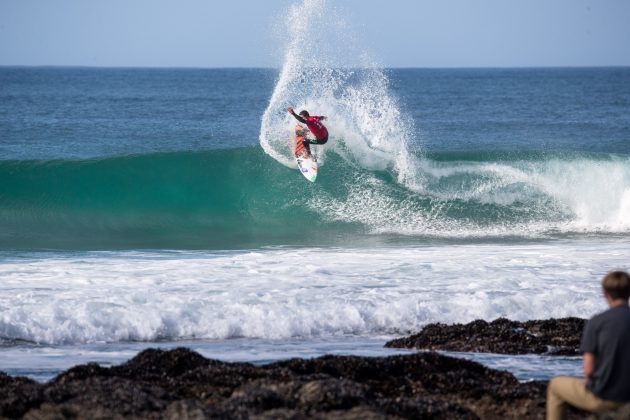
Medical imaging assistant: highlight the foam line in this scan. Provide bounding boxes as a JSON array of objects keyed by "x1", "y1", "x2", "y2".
[{"x1": 0, "y1": 244, "x2": 624, "y2": 344}]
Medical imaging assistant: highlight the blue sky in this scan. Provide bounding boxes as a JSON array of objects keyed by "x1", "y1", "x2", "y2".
[{"x1": 1, "y1": 0, "x2": 629, "y2": 68}]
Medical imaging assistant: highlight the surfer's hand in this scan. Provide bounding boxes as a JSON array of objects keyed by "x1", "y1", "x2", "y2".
[{"x1": 287, "y1": 107, "x2": 294, "y2": 114}]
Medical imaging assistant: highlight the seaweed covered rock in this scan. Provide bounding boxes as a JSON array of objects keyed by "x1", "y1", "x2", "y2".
[{"x1": 386, "y1": 317, "x2": 585, "y2": 355}]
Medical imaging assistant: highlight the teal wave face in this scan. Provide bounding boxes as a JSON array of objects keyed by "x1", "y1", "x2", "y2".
[
  {"x1": 0, "y1": 148, "x2": 317, "y2": 249},
  {"x1": 1, "y1": 147, "x2": 629, "y2": 249}
]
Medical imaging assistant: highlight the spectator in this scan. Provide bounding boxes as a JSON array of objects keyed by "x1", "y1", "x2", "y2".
[{"x1": 547, "y1": 271, "x2": 630, "y2": 420}]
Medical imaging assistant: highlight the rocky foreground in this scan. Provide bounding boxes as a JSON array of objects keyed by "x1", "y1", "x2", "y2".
[
  {"x1": 2, "y1": 317, "x2": 627, "y2": 419},
  {"x1": 2, "y1": 347, "x2": 548, "y2": 419}
]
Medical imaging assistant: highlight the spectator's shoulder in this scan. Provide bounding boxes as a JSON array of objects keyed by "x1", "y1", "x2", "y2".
[
  {"x1": 585, "y1": 310, "x2": 608, "y2": 329},
  {"x1": 590, "y1": 306, "x2": 629, "y2": 325}
]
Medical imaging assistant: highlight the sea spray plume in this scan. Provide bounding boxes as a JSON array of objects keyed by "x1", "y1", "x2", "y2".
[
  {"x1": 259, "y1": 0, "x2": 422, "y2": 189},
  {"x1": 260, "y1": 0, "x2": 326, "y2": 167}
]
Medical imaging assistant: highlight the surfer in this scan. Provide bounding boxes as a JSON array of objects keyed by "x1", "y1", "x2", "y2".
[{"x1": 288, "y1": 107, "x2": 328, "y2": 157}]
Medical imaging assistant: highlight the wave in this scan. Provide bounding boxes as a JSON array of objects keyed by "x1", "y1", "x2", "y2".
[
  {"x1": 1, "y1": 147, "x2": 629, "y2": 250},
  {"x1": 1, "y1": 242, "x2": 627, "y2": 345},
  {"x1": 0, "y1": 148, "x2": 315, "y2": 249}
]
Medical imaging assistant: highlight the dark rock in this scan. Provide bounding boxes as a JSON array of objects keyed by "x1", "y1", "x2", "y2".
[
  {"x1": 163, "y1": 399, "x2": 212, "y2": 420},
  {"x1": 295, "y1": 379, "x2": 367, "y2": 410},
  {"x1": 0, "y1": 347, "x2": 602, "y2": 419},
  {"x1": 109, "y1": 347, "x2": 211, "y2": 380},
  {"x1": 0, "y1": 372, "x2": 43, "y2": 418},
  {"x1": 52, "y1": 362, "x2": 110, "y2": 384},
  {"x1": 385, "y1": 317, "x2": 585, "y2": 355}
]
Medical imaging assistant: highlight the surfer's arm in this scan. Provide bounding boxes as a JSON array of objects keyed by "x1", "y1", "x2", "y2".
[{"x1": 287, "y1": 107, "x2": 307, "y2": 124}]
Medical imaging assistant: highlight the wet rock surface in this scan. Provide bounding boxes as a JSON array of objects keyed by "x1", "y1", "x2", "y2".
[
  {"x1": 386, "y1": 317, "x2": 586, "y2": 355},
  {"x1": 0, "y1": 347, "x2": 546, "y2": 419}
]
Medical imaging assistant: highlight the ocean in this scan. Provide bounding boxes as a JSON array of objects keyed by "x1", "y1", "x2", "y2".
[{"x1": 1, "y1": 4, "x2": 629, "y2": 384}]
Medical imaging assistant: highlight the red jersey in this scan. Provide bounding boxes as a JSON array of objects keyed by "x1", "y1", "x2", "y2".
[{"x1": 304, "y1": 116, "x2": 328, "y2": 140}]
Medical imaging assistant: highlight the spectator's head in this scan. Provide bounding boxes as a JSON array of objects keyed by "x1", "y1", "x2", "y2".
[{"x1": 602, "y1": 271, "x2": 630, "y2": 301}]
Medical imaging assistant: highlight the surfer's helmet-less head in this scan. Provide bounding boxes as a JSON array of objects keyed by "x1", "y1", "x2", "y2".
[{"x1": 299, "y1": 110, "x2": 310, "y2": 118}]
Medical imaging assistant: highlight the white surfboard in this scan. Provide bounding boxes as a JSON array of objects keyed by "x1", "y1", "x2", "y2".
[{"x1": 296, "y1": 154, "x2": 318, "y2": 183}]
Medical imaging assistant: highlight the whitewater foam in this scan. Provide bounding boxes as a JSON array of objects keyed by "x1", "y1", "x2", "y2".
[
  {"x1": 530, "y1": 157, "x2": 630, "y2": 231},
  {"x1": 0, "y1": 242, "x2": 624, "y2": 345}
]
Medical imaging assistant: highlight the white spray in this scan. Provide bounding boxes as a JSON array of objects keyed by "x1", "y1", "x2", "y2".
[{"x1": 259, "y1": 0, "x2": 421, "y2": 188}]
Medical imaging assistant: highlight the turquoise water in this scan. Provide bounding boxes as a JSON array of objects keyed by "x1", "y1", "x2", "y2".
[{"x1": 1, "y1": 66, "x2": 629, "y2": 382}]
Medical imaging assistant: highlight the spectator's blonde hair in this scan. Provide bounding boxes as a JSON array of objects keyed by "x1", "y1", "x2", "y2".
[{"x1": 602, "y1": 271, "x2": 630, "y2": 300}]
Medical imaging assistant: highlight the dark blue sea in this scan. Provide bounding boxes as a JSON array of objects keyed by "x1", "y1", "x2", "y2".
[{"x1": 1, "y1": 65, "x2": 628, "y2": 381}]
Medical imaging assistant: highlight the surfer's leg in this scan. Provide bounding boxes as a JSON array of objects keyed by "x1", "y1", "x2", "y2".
[
  {"x1": 309, "y1": 134, "x2": 328, "y2": 145},
  {"x1": 301, "y1": 140, "x2": 312, "y2": 156}
]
